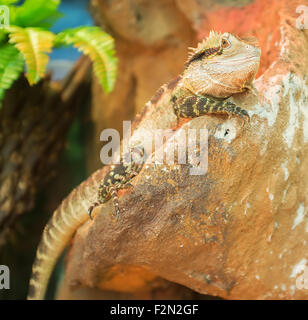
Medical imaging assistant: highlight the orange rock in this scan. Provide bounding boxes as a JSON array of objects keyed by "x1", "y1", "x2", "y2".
[{"x1": 60, "y1": 0, "x2": 308, "y2": 299}]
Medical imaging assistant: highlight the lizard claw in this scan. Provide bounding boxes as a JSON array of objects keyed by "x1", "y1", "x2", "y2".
[
  {"x1": 240, "y1": 110, "x2": 250, "y2": 128},
  {"x1": 240, "y1": 108, "x2": 250, "y2": 123},
  {"x1": 232, "y1": 106, "x2": 250, "y2": 126},
  {"x1": 225, "y1": 102, "x2": 249, "y2": 125},
  {"x1": 88, "y1": 205, "x2": 94, "y2": 220},
  {"x1": 88, "y1": 201, "x2": 101, "y2": 220},
  {"x1": 88, "y1": 206, "x2": 94, "y2": 220},
  {"x1": 121, "y1": 182, "x2": 133, "y2": 189},
  {"x1": 115, "y1": 207, "x2": 120, "y2": 221}
]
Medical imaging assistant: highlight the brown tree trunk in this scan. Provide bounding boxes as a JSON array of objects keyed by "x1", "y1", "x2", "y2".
[{"x1": 0, "y1": 57, "x2": 92, "y2": 246}]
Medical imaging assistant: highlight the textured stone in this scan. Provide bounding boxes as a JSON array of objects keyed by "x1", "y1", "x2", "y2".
[{"x1": 60, "y1": 0, "x2": 308, "y2": 299}]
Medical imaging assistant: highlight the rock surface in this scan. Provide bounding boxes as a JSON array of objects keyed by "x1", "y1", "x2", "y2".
[{"x1": 59, "y1": 0, "x2": 308, "y2": 299}]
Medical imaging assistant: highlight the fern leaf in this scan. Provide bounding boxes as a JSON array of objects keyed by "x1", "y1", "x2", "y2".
[
  {"x1": 7, "y1": 26, "x2": 54, "y2": 85},
  {"x1": 0, "y1": 0, "x2": 18, "y2": 5},
  {"x1": 56, "y1": 26, "x2": 117, "y2": 93},
  {"x1": 0, "y1": 44, "x2": 24, "y2": 105},
  {"x1": 14, "y1": 0, "x2": 61, "y2": 28}
]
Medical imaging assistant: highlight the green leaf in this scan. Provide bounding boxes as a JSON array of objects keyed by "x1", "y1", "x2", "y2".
[
  {"x1": 14, "y1": 0, "x2": 62, "y2": 28},
  {"x1": 0, "y1": 0, "x2": 18, "y2": 5},
  {"x1": 2, "y1": 5, "x2": 18, "y2": 26},
  {"x1": 7, "y1": 26, "x2": 54, "y2": 85},
  {"x1": 0, "y1": 1, "x2": 12, "y2": 26},
  {"x1": 0, "y1": 44, "x2": 24, "y2": 105},
  {"x1": 0, "y1": 29, "x2": 8, "y2": 44},
  {"x1": 56, "y1": 26, "x2": 117, "y2": 94}
]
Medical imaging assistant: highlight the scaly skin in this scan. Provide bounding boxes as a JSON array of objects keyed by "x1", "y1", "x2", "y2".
[
  {"x1": 28, "y1": 31, "x2": 260, "y2": 299},
  {"x1": 27, "y1": 169, "x2": 103, "y2": 299},
  {"x1": 171, "y1": 86, "x2": 249, "y2": 121},
  {"x1": 28, "y1": 148, "x2": 144, "y2": 300},
  {"x1": 88, "y1": 147, "x2": 145, "y2": 219}
]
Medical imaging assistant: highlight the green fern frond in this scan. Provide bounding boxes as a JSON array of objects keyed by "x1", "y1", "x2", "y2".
[
  {"x1": 14, "y1": 0, "x2": 61, "y2": 28},
  {"x1": 0, "y1": 30, "x2": 8, "y2": 45},
  {"x1": 56, "y1": 26, "x2": 117, "y2": 93},
  {"x1": 7, "y1": 26, "x2": 54, "y2": 85},
  {"x1": 0, "y1": 0, "x2": 18, "y2": 5},
  {"x1": 0, "y1": 44, "x2": 24, "y2": 105}
]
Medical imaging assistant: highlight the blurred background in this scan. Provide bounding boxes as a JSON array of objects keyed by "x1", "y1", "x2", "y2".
[
  {"x1": 0, "y1": 0, "x2": 94, "y2": 299},
  {"x1": 48, "y1": 0, "x2": 93, "y2": 80},
  {"x1": 0, "y1": 0, "x2": 296, "y2": 299}
]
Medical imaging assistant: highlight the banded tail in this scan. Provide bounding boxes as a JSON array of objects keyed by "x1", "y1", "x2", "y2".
[{"x1": 27, "y1": 170, "x2": 103, "y2": 300}]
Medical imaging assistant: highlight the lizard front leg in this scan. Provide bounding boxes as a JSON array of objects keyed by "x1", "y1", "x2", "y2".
[
  {"x1": 88, "y1": 147, "x2": 145, "y2": 219},
  {"x1": 172, "y1": 94, "x2": 250, "y2": 122},
  {"x1": 88, "y1": 185, "x2": 122, "y2": 219}
]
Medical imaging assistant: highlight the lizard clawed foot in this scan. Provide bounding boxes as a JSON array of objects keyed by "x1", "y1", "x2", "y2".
[
  {"x1": 88, "y1": 146, "x2": 145, "y2": 221},
  {"x1": 88, "y1": 201, "x2": 102, "y2": 220},
  {"x1": 114, "y1": 205, "x2": 120, "y2": 220},
  {"x1": 121, "y1": 182, "x2": 133, "y2": 189},
  {"x1": 236, "y1": 108, "x2": 250, "y2": 128},
  {"x1": 88, "y1": 205, "x2": 95, "y2": 220},
  {"x1": 225, "y1": 102, "x2": 250, "y2": 125},
  {"x1": 238, "y1": 108, "x2": 250, "y2": 123}
]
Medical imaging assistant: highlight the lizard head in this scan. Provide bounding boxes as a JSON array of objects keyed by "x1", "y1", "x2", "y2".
[{"x1": 183, "y1": 31, "x2": 261, "y2": 98}]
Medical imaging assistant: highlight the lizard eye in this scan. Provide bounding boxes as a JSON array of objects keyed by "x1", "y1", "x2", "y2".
[{"x1": 221, "y1": 38, "x2": 231, "y2": 49}]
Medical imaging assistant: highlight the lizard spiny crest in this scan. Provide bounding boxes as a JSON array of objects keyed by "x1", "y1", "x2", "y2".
[
  {"x1": 186, "y1": 31, "x2": 222, "y2": 66},
  {"x1": 183, "y1": 31, "x2": 261, "y2": 98}
]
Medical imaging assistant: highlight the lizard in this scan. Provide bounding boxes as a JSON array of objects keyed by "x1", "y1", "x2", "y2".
[
  {"x1": 27, "y1": 31, "x2": 261, "y2": 299},
  {"x1": 87, "y1": 146, "x2": 145, "y2": 220}
]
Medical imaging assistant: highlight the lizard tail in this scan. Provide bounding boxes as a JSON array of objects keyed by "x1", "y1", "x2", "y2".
[{"x1": 27, "y1": 170, "x2": 102, "y2": 300}]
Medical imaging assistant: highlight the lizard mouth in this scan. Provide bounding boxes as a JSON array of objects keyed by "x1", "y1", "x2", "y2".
[{"x1": 215, "y1": 55, "x2": 259, "y2": 65}]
